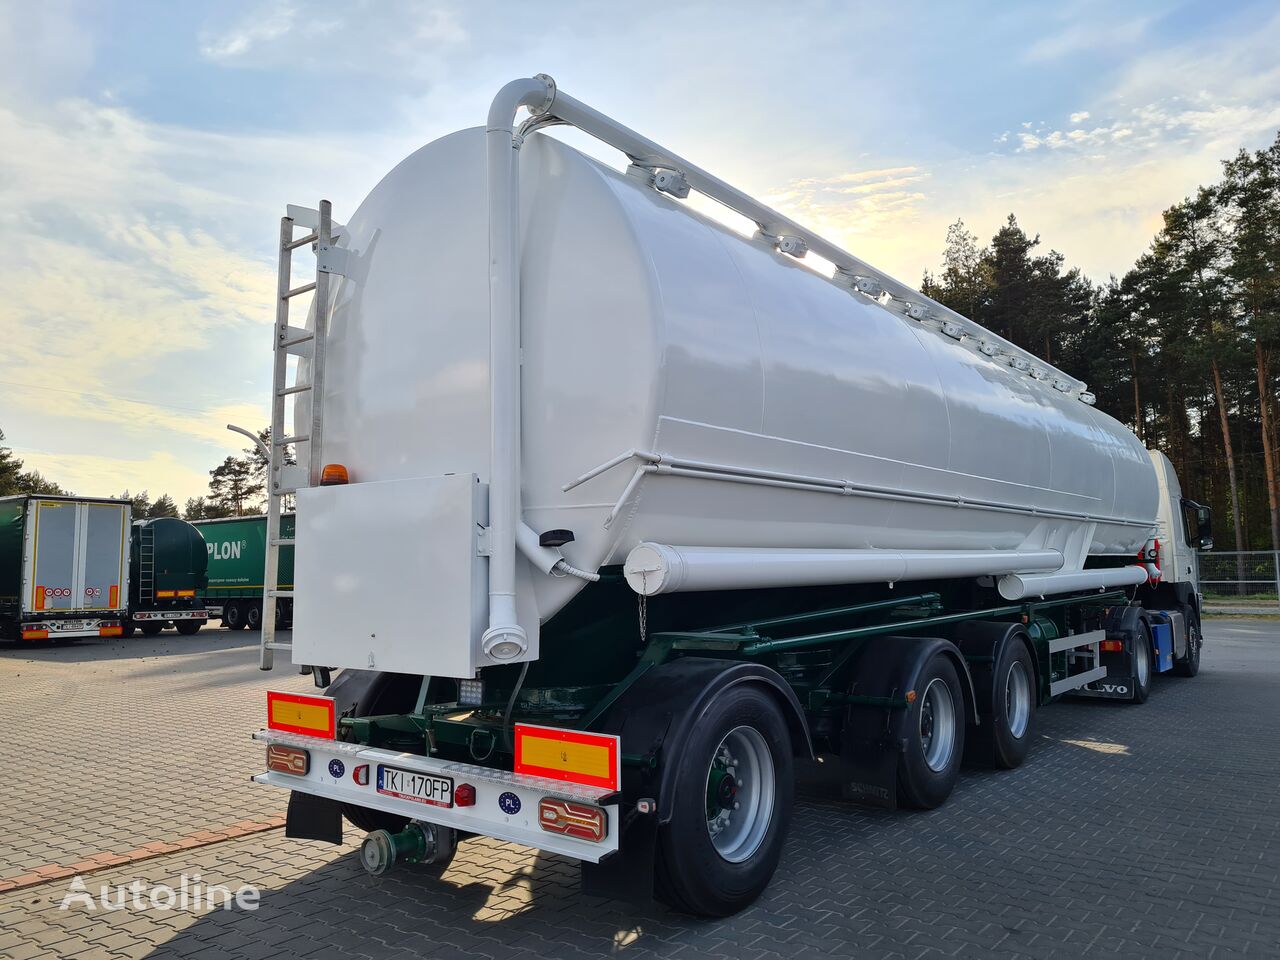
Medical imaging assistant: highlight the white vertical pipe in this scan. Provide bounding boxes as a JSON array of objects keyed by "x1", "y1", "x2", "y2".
[{"x1": 481, "y1": 77, "x2": 555, "y2": 661}]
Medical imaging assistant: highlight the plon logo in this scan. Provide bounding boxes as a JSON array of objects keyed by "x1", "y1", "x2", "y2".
[{"x1": 208, "y1": 539, "x2": 245, "y2": 560}]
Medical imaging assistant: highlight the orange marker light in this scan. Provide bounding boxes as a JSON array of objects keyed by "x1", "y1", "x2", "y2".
[{"x1": 320, "y1": 463, "x2": 349, "y2": 486}]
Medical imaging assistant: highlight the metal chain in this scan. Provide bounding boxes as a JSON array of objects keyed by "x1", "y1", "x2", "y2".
[{"x1": 638, "y1": 572, "x2": 649, "y2": 643}]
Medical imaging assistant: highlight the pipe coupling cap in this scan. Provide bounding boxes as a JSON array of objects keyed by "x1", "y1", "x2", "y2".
[
  {"x1": 482, "y1": 624, "x2": 529, "y2": 661},
  {"x1": 623, "y1": 542, "x2": 684, "y2": 596}
]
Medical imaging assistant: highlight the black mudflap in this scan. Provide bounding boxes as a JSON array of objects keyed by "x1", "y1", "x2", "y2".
[
  {"x1": 285, "y1": 790, "x2": 343, "y2": 844},
  {"x1": 580, "y1": 806, "x2": 659, "y2": 904},
  {"x1": 838, "y1": 735, "x2": 902, "y2": 809}
]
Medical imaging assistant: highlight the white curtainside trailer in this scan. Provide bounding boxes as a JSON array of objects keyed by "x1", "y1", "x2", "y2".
[
  {"x1": 248, "y1": 76, "x2": 1213, "y2": 916},
  {"x1": 0, "y1": 495, "x2": 130, "y2": 641}
]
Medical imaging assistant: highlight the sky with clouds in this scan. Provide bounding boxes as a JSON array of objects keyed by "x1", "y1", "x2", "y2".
[{"x1": 2, "y1": 0, "x2": 1278, "y2": 505}]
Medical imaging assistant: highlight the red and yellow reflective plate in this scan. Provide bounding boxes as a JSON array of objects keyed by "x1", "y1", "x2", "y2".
[{"x1": 514, "y1": 723, "x2": 619, "y2": 791}]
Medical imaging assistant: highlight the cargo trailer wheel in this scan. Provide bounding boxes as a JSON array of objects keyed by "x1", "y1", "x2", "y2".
[
  {"x1": 1173, "y1": 618, "x2": 1201, "y2": 677},
  {"x1": 991, "y1": 641, "x2": 1036, "y2": 769},
  {"x1": 140, "y1": 622, "x2": 164, "y2": 636},
  {"x1": 175, "y1": 620, "x2": 201, "y2": 636},
  {"x1": 654, "y1": 685, "x2": 793, "y2": 917},
  {"x1": 897, "y1": 654, "x2": 965, "y2": 809},
  {"x1": 1130, "y1": 623, "x2": 1153, "y2": 704},
  {"x1": 120, "y1": 622, "x2": 136, "y2": 639},
  {"x1": 223, "y1": 602, "x2": 247, "y2": 630},
  {"x1": 246, "y1": 603, "x2": 262, "y2": 631}
]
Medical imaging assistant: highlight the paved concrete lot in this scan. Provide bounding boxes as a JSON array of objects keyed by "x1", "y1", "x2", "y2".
[{"x1": 1, "y1": 620, "x2": 1277, "y2": 959}]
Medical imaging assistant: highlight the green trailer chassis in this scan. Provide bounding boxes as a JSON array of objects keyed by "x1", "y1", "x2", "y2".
[{"x1": 339, "y1": 588, "x2": 1126, "y2": 769}]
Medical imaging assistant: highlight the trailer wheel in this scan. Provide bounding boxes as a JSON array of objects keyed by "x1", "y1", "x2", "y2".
[
  {"x1": 223, "y1": 601, "x2": 246, "y2": 630},
  {"x1": 120, "y1": 622, "x2": 136, "y2": 639},
  {"x1": 654, "y1": 685, "x2": 793, "y2": 917},
  {"x1": 1173, "y1": 617, "x2": 1201, "y2": 677},
  {"x1": 990, "y1": 640, "x2": 1036, "y2": 769},
  {"x1": 246, "y1": 603, "x2": 262, "y2": 631},
  {"x1": 140, "y1": 621, "x2": 165, "y2": 636},
  {"x1": 175, "y1": 620, "x2": 201, "y2": 636},
  {"x1": 897, "y1": 653, "x2": 965, "y2": 809},
  {"x1": 1130, "y1": 622, "x2": 1153, "y2": 704}
]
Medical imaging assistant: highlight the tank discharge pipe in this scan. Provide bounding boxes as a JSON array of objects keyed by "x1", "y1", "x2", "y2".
[
  {"x1": 623, "y1": 543, "x2": 1064, "y2": 596},
  {"x1": 996, "y1": 565, "x2": 1148, "y2": 600},
  {"x1": 483, "y1": 76, "x2": 557, "y2": 661}
]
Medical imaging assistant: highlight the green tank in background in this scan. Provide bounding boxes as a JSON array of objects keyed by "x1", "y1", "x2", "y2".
[
  {"x1": 190, "y1": 514, "x2": 294, "y2": 631},
  {"x1": 126, "y1": 517, "x2": 210, "y2": 637}
]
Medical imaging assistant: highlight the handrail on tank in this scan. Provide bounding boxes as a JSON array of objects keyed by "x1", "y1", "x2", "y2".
[
  {"x1": 485, "y1": 75, "x2": 1090, "y2": 660},
  {"x1": 513, "y1": 75, "x2": 1087, "y2": 398}
]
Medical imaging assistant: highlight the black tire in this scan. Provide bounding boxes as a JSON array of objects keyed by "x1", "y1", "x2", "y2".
[
  {"x1": 897, "y1": 653, "x2": 966, "y2": 809},
  {"x1": 654, "y1": 684, "x2": 793, "y2": 917},
  {"x1": 1173, "y1": 616, "x2": 1201, "y2": 677},
  {"x1": 1130, "y1": 622, "x2": 1153, "y2": 704},
  {"x1": 246, "y1": 603, "x2": 263, "y2": 631},
  {"x1": 223, "y1": 601, "x2": 246, "y2": 630},
  {"x1": 175, "y1": 619, "x2": 201, "y2": 636},
  {"x1": 983, "y1": 639, "x2": 1037, "y2": 770},
  {"x1": 140, "y1": 621, "x2": 165, "y2": 636},
  {"x1": 119, "y1": 622, "x2": 136, "y2": 639}
]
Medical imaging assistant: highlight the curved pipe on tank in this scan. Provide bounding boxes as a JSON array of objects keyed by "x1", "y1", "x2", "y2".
[
  {"x1": 997, "y1": 565, "x2": 1148, "y2": 601},
  {"x1": 483, "y1": 75, "x2": 557, "y2": 661},
  {"x1": 623, "y1": 543, "x2": 1065, "y2": 597}
]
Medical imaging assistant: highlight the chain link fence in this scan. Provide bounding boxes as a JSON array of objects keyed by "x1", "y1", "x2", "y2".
[{"x1": 1197, "y1": 551, "x2": 1280, "y2": 609}]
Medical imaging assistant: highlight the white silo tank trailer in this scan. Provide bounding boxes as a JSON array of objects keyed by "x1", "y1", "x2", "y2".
[{"x1": 248, "y1": 75, "x2": 1213, "y2": 916}]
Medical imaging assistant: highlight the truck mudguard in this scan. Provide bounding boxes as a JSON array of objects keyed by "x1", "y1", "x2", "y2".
[
  {"x1": 1087, "y1": 603, "x2": 1151, "y2": 698},
  {"x1": 838, "y1": 636, "x2": 977, "y2": 810},
  {"x1": 951, "y1": 620, "x2": 1038, "y2": 714},
  {"x1": 582, "y1": 658, "x2": 811, "y2": 902}
]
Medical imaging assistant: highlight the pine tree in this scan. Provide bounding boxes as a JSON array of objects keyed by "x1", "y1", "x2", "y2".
[{"x1": 208, "y1": 457, "x2": 264, "y2": 516}]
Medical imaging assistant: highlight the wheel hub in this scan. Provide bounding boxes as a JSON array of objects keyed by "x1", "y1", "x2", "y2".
[{"x1": 704, "y1": 727, "x2": 775, "y2": 863}]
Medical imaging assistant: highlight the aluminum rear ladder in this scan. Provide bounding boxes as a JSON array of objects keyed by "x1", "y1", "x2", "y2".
[
  {"x1": 259, "y1": 200, "x2": 343, "y2": 670},
  {"x1": 138, "y1": 523, "x2": 155, "y2": 604}
]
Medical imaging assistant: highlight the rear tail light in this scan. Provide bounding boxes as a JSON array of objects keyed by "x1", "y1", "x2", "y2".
[
  {"x1": 99, "y1": 625, "x2": 123, "y2": 637},
  {"x1": 1100, "y1": 639, "x2": 1124, "y2": 652},
  {"x1": 352, "y1": 764, "x2": 370, "y2": 786},
  {"x1": 21, "y1": 629, "x2": 48, "y2": 640},
  {"x1": 538, "y1": 798, "x2": 607, "y2": 842},
  {"x1": 454, "y1": 783, "x2": 476, "y2": 807},
  {"x1": 266, "y1": 744, "x2": 309, "y2": 775}
]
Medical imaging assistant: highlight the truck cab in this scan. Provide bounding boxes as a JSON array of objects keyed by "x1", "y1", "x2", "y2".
[{"x1": 1148, "y1": 450, "x2": 1212, "y2": 594}]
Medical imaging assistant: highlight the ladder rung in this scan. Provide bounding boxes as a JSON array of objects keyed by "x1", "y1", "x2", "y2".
[
  {"x1": 268, "y1": 590, "x2": 295, "y2": 598},
  {"x1": 277, "y1": 435, "x2": 308, "y2": 445},
  {"x1": 280, "y1": 332, "x2": 314, "y2": 348},
  {"x1": 271, "y1": 538, "x2": 296, "y2": 546},
  {"x1": 265, "y1": 642, "x2": 293, "y2": 650},
  {"x1": 277, "y1": 384, "x2": 311, "y2": 397},
  {"x1": 284, "y1": 281, "x2": 316, "y2": 299},
  {"x1": 285, "y1": 232, "x2": 318, "y2": 251}
]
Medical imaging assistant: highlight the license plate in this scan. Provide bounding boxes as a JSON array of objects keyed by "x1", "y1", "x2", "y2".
[
  {"x1": 52, "y1": 621, "x2": 88, "y2": 632},
  {"x1": 376, "y1": 765, "x2": 453, "y2": 808}
]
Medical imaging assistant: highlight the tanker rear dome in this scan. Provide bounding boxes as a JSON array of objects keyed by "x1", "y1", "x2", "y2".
[
  {"x1": 132, "y1": 517, "x2": 208, "y2": 582},
  {"x1": 309, "y1": 126, "x2": 1158, "y2": 625}
]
